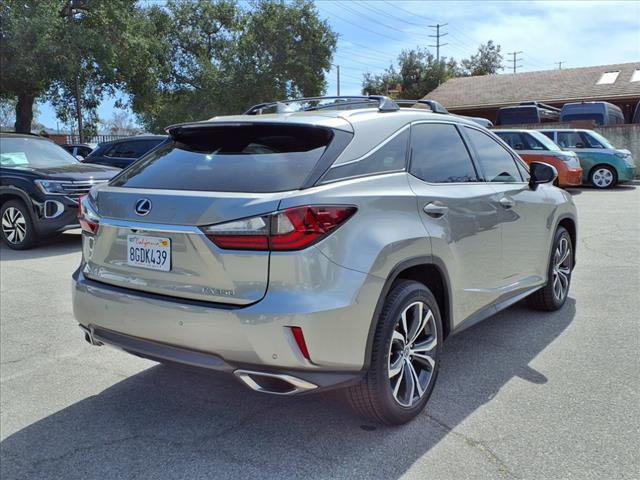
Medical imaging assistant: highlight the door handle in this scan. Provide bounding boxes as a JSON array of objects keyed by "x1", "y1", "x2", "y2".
[
  {"x1": 499, "y1": 197, "x2": 516, "y2": 209},
  {"x1": 423, "y1": 202, "x2": 449, "y2": 218}
]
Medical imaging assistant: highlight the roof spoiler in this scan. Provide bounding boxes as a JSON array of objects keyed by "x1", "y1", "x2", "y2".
[{"x1": 243, "y1": 95, "x2": 400, "y2": 115}]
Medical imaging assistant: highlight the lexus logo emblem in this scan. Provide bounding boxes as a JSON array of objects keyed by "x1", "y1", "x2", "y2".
[{"x1": 134, "y1": 198, "x2": 152, "y2": 216}]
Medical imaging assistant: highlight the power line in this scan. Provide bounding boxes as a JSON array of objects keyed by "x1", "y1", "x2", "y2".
[
  {"x1": 428, "y1": 23, "x2": 448, "y2": 62},
  {"x1": 555, "y1": 61, "x2": 567, "y2": 70},
  {"x1": 507, "y1": 51, "x2": 523, "y2": 74}
]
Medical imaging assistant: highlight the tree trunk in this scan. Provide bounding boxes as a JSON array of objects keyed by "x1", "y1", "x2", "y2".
[{"x1": 14, "y1": 93, "x2": 35, "y2": 133}]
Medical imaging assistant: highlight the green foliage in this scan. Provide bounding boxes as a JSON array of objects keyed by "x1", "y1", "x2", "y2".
[
  {"x1": 134, "y1": 0, "x2": 337, "y2": 132},
  {"x1": 361, "y1": 41, "x2": 502, "y2": 98},
  {"x1": 0, "y1": 0, "x2": 165, "y2": 133},
  {"x1": 460, "y1": 40, "x2": 503, "y2": 76}
]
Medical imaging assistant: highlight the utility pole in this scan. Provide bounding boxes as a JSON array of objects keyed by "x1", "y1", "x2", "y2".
[
  {"x1": 555, "y1": 61, "x2": 566, "y2": 70},
  {"x1": 428, "y1": 23, "x2": 448, "y2": 62},
  {"x1": 507, "y1": 51, "x2": 523, "y2": 74},
  {"x1": 336, "y1": 65, "x2": 340, "y2": 96}
]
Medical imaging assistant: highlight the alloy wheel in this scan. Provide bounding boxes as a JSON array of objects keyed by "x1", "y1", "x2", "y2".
[
  {"x1": 592, "y1": 168, "x2": 614, "y2": 188},
  {"x1": 388, "y1": 301, "x2": 438, "y2": 407},
  {"x1": 1, "y1": 207, "x2": 27, "y2": 244},
  {"x1": 552, "y1": 236, "x2": 571, "y2": 301}
]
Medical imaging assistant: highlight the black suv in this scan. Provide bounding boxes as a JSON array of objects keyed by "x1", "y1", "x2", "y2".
[
  {"x1": 82, "y1": 135, "x2": 167, "y2": 169},
  {"x1": 0, "y1": 133, "x2": 118, "y2": 249}
]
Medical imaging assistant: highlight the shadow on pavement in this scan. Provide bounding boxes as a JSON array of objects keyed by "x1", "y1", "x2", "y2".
[
  {"x1": 0, "y1": 231, "x2": 81, "y2": 261},
  {"x1": 0, "y1": 299, "x2": 576, "y2": 479}
]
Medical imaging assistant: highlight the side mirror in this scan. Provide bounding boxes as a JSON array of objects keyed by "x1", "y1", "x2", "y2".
[{"x1": 529, "y1": 161, "x2": 557, "y2": 189}]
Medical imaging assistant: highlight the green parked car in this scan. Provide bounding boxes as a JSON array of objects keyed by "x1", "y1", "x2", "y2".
[{"x1": 539, "y1": 129, "x2": 636, "y2": 188}]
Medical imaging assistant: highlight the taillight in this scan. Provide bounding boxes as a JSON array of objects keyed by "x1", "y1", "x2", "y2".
[
  {"x1": 201, "y1": 205, "x2": 356, "y2": 251},
  {"x1": 78, "y1": 194, "x2": 100, "y2": 234}
]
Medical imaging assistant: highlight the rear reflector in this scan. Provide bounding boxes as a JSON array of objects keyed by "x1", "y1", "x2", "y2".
[
  {"x1": 78, "y1": 194, "x2": 100, "y2": 234},
  {"x1": 201, "y1": 205, "x2": 356, "y2": 251},
  {"x1": 290, "y1": 326, "x2": 311, "y2": 361}
]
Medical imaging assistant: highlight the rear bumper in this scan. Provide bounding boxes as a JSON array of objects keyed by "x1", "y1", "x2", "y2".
[
  {"x1": 79, "y1": 323, "x2": 361, "y2": 394},
  {"x1": 72, "y1": 255, "x2": 383, "y2": 389}
]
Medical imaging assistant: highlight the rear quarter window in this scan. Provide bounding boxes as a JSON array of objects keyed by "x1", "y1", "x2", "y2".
[
  {"x1": 320, "y1": 128, "x2": 409, "y2": 183},
  {"x1": 111, "y1": 125, "x2": 334, "y2": 193}
]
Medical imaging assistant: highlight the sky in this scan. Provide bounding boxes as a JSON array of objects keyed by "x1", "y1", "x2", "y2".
[{"x1": 37, "y1": 0, "x2": 640, "y2": 131}]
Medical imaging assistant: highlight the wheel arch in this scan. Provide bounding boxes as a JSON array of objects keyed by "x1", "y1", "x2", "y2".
[
  {"x1": 362, "y1": 256, "x2": 452, "y2": 371},
  {"x1": 557, "y1": 215, "x2": 577, "y2": 265},
  {"x1": 0, "y1": 187, "x2": 33, "y2": 210}
]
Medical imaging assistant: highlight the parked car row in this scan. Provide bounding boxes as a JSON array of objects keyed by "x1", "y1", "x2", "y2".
[
  {"x1": 493, "y1": 128, "x2": 636, "y2": 189},
  {"x1": 496, "y1": 100, "x2": 636, "y2": 126}
]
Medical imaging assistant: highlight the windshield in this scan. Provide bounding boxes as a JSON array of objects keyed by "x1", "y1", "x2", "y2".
[
  {"x1": 528, "y1": 131, "x2": 562, "y2": 151},
  {"x1": 0, "y1": 137, "x2": 79, "y2": 168},
  {"x1": 584, "y1": 131, "x2": 614, "y2": 149}
]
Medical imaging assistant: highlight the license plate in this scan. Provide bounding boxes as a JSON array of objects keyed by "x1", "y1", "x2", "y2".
[{"x1": 127, "y1": 235, "x2": 171, "y2": 272}]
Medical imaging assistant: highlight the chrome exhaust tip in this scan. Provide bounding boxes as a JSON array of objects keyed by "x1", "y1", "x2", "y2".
[
  {"x1": 79, "y1": 324, "x2": 102, "y2": 346},
  {"x1": 234, "y1": 369, "x2": 317, "y2": 395}
]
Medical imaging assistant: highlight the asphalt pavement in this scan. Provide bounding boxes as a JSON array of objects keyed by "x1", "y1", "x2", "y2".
[{"x1": 1, "y1": 186, "x2": 639, "y2": 480}]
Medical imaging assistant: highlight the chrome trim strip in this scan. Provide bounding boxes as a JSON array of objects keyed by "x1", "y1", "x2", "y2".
[{"x1": 99, "y1": 217, "x2": 204, "y2": 234}]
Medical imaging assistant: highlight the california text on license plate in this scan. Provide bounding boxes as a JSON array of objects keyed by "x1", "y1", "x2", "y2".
[{"x1": 127, "y1": 235, "x2": 171, "y2": 272}]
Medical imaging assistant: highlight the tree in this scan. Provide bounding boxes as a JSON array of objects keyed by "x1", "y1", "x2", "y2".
[
  {"x1": 104, "y1": 110, "x2": 141, "y2": 136},
  {"x1": 0, "y1": 1, "x2": 65, "y2": 132},
  {"x1": 361, "y1": 47, "x2": 458, "y2": 99},
  {"x1": 0, "y1": 97, "x2": 42, "y2": 131},
  {"x1": 361, "y1": 67, "x2": 401, "y2": 96},
  {"x1": 0, "y1": 0, "x2": 167, "y2": 136},
  {"x1": 460, "y1": 41, "x2": 503, "y2": 76},
  {"x1": 361, "y1": 41, "x2": 501, "y2": 99},
  {"x1": 132, "y1": 0, "x2": 337, "y2": 132}
]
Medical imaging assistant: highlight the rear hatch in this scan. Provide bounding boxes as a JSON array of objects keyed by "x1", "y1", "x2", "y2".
[{"x1": 82, "y1": 121, "x2": 350, "y2": 305}]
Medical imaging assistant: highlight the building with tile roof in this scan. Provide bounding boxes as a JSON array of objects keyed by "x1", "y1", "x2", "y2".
[{"x1": 423, "y1": 62, "x2": 640, "y2": 123}]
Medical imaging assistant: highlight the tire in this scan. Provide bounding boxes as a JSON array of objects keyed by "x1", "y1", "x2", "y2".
[
  {"x1": 528, "y1": 226, "x2": 573, "y2": 311},
  {"x1": 347, "y1": 280, "x2": 443, "y2": 425},
  {"x1": 0, "y1": 200, "x2": 38, "y2": 250},
  {"x1": 589, "y1": 165, "x2": 617, "y2": 189}
]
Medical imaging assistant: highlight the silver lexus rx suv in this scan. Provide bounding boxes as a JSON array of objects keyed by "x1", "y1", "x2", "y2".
[{"x1": 73, "y1": 96, "x2": 577, "y2": 425}]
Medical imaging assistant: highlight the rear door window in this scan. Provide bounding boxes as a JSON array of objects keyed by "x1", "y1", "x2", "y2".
[
  {"x1": 495, "y1": 131, "x2": 526, "y2": 151},
  {"x1": 556, "y1": 132, "x2": 603, "y2": 148},
  {"x1": 410, "y1": 123, "x2": 478, "y2": 183},
  {"x1": 464, "y1": 127, "x2": 523, "y2": 183},
  {"x1": 106, "y1": 140, "x2": 162, "y2": 159},
  {"x1": 111, "y1": 125, "x2": 334, "y2": 193}
]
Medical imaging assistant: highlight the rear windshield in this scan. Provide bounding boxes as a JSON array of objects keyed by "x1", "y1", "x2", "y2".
[
  {"x1": 111, "y1": 125, "x2": 333, "y2": 192},
  {"x1": 497, "y1": 107, "x2": 539, "y2": 125},
  {"x1": 560, "y1": 113, "x2": 604, "y2": 125}
]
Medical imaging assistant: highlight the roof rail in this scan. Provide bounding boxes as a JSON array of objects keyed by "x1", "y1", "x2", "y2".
[
  {"x1": 394, "y1": 99, "x2": 450, "y2": 114},
  {"x1": 243, "y1": 95, "x2": 400, "y2": 115}
]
